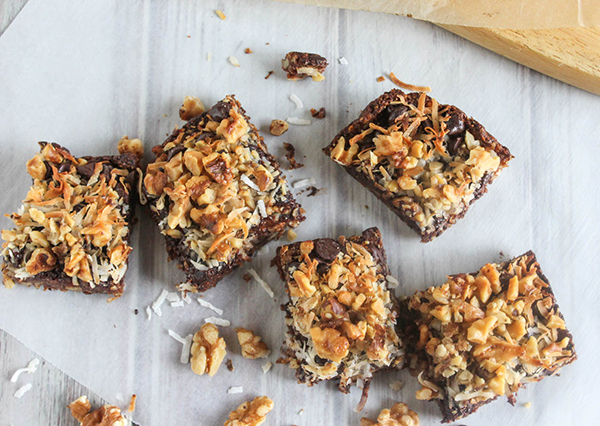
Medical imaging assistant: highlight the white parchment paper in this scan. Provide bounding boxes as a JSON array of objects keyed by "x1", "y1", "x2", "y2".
[{"x1": 0, "y1": 0, "x2": 598, "y2": 425}]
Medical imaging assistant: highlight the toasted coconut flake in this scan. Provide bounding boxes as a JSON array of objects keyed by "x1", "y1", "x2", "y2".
[
  {"x1": 215, "y1": 9, "x2": 226, "y2": 20},
  {"x1": 228, "y1": 56, "x2": 240, "y2": 67},
  {"x1": 227, "y1": 386, "x2": 243, "y2": 394},
  {"x1": 244, "y1": 47, "x2": 253, "y2": 54},
  {"x1": 205, "y1": 317, "x2": 231, "y2": 327},
  {"x1": 293, "y1": 178, "x2": 316, "y2": 189},
  {"x1": 386, "y1": 275, "x2": 399, "y2": 288},
  {"x1": 128, "y1": 394, "x2": 137, "y2": 412},
  {"x1": 376, "y1": 76, "x2": 385, "y2": 82},
  {"x1": 247, "y1": 268, "x2": 275, "y2": 299},
  {"x1": 10, "y1": 358, "x2": 40, "y2": 383},
  {"x1": 389, "y1": 72, "x2": 431, "y2": 92},
  {"x1": 290, "y1": 94, "x2": 304, "y2": 109},
  {"x1": 197, "y1": 298, "x2": 224, "y2": 315},
  {"x1": 287, "y1": 117, "x2": 311, "y2": 126},
  {"x1": 14, "y1": 383, "x2": 32, "y2": 398}
]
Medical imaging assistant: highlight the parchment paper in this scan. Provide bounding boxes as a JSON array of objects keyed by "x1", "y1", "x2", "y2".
[
  {"x1": 0, "y1": 0, "x2": 599, "y2": 425},
  {"x1": 274, "y1": 0, "x2": 600, "y2": 29}
]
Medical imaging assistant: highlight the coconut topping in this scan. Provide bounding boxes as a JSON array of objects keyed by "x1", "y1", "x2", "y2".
[
  {"x1": 1, "y1": 142, "x2": 137, "y2": 296},
  {"x1": 407, "y1": 251, "x2": 576, "y2": 421}
]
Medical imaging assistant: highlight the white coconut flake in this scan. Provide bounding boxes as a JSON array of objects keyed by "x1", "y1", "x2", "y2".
[
  {"x1": 261, "y1": 361, "x2": 272, "y2": 374},
  {"x1": 207, "y1": 52, "x2": 212, "y2": 61},
  {"x1": 152, "y1": 289, "x2": 169, "y2": 317},
  {"x1": 240, "y1": 174, "x2": 260, "y2": 191},
  {"x1": 14, "y1": 383, "x2": 32, "y2": 398},
  {"x1": 181, "y1": 334, "x2": 193, "y2": 364},
  {"x1": 257, "y1": 199, "x2": 268, "y2": 218},
  {"x1": 293, "y1": 178, "x2": 316, "y2": 189},
  {"x1": 338, "y1": 57, "x2": 348, "y2": 65},
  {"x1": 168, "y1": 330, "x2": 187, "y2": 345},
  {"x1": 166, "y1": 292, "x2": 181, "y2": 303},
  {"x1": 287, "y1": 117, "x2": 311, "y2": 126},
  {"x1": 386, "y1": 275, "x2": 399, "y2": 288},
  {"x1": 247, "y1": 268, "x2": 275, "y2": 299},
  {"x1": 197, "y1": 298, "x2": 224, "y2": 315},
  {"x1": 182, "y1": 292, "x2": 192, "y2": 304},
  {"x1": 10, "y1": 358, "x2": 40, "y2": 383},
  {"x1": 227, "y1": 386, "x2": 243, "y2": 394},
  {"x1": 146, "y1": 306, "x2": 152, "y2": 321},
  {"x1": 289, "y1": 94, "x2": 303, "y2": 109},
  {"x1": 171, "y1": 301, "x2": 185, "y2": 307},
  {"x1": 115, "y1": 393, "x2": 124, "y2": 402},
  {"x1": 205, "y1": 317, "x2": 231, "y2": 327},
  {"x1": 228, "y1": 56, "x2": 240, "y2": 67},
  {"x1": 299, "y1": 409, "x2": 304, "y2": 415},
  {"x1": 389, "y1": 380, "x2": 404, "y2": 391}
]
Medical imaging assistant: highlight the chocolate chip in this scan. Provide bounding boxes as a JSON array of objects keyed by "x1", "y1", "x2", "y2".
[
  {"x1": 76, "y1": 162, "x2": 97, "y2": 178},
  {"x1": 420, "y1": 118, "x2": 433, "y2": 132},
  {"x1": 57, "y1": 161, "x2": 72, "y2": 174},
  {"x1": 380, "y1": 104, "x2": 408, "y2": 127},
  {"x1": 446, "y1": 136, "x2": 464, "y2": 156},
  {"x1": 314, "y1": 238, "x2": 341, "y2": 263},
  {"x1": 166, "y1": 144, "x2": 186, "y2": 161},
  {"x1": 446, "y1": 113, "x2": 466, "y2": 136},
  {"x1": 206, "y1": 101, "x2": 231, "y2": 122}
]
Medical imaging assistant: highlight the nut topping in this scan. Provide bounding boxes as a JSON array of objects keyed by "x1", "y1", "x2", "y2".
[
  {"x1": 191, "y1": 323, "x2": 227, "y2": 376},
  {"x1": 224, "y1": 396, "x2": 274, "y2": 426},
  {"x1": 68, "y1": 396, "x2": 127, "y2": 426},
  {"x1": 117, "y1": 136, "x2": 144, "y2": 159},
  {"x1": 282, "y1": 52, "x2": 328, "y2": 81},
  {"x1": 179, "y1": 95, "x2": 205, "y2": 121},
  {"x1": 360, "y1": 402, "x2": 420, "y2": 426},
  {"x1": 236, "y1": 328, "x2": 270, "y2": 359},
  {"x1": 269, "y1": 119, "x2": 289, "y2": 136}
]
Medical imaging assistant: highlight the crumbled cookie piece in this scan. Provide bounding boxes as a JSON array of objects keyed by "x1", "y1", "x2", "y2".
[
  {"x1": 224, "y1": 396, "x2": 274, "y2": 426},
  {"x1": 236, "y1": 328, "x2": 270, "y2": 359},
  {"x1": 244, "y1": 48, "x2": 253, "y2": 54},
  {"x1": 283, "y1": 142, "x2": 304, "y2": 170},
  {"x1": 376, "y1": 76, "x2": 385, "y2": 83},
  {"x1": 190, "y1": 323, "x2": 227, "y2": 376},
  {"x1": 68, "y1": 396, "x2": 127, "y2": 426},
  {"x1": 226, "y1": 359, "x2": 235, "y2": 371},
  {"x1": 282, "y1": 52, "x2": 328, "y2": 82},
  {"x1": 310, "y1": 108, "x2": 326, "y2": 119},
  {"x1": 360, "y1": 403, "x2": 419, "y2": 426},
  {"x1": 269, "y1": 119, "x2": 289, "y2": 136},
  {"x1": 179, "y1": 95, "x2": 206, "y2": 121},
  {"x1": 118, "y1": 136, "x2": 144, "y2": 159}
]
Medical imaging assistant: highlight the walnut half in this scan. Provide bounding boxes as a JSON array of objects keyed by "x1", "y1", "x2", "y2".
[
  {"x1": 360, "y1": 402, "x2": 420, "y2": 426},
  {"x1": 191, "y1": 323, "x2": 227, "y2": 376},
  {"x1": 224, "y1": 396, "x2": 274, "y2": 426},
  {"x1": 68, "y1": 396, "x2": 127, "y2": 426},
  {"x1": 236, "y1": 328, "x2": 270, "y2": 359}
]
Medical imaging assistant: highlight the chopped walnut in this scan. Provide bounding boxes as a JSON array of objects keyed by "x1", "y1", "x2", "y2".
[
  {"x1": 310, "y1": 107, "x2": 326, "y2": 119},
  {"x1": 118, "y1": 136, "x2": 144, "y2": 159},
  {"x1": 282, "y1": 52, "x2": 328, "y2": 82},
  {"x1": 360, "y1": 402, "x2": 420, "y2": 426},
  {"x1": 236, "y1": 328, "x2": 270, "y2": 359},
  {"x1": 179, "y1": 95, "x2": 206, "y2": 121},
  {"x1": 269, "y1": 119, "x2": 289, "y2": 136},
  {"x1": 224, "y1": 396, "x2": 274, "y2": 426},
  {"x1": 309, "y1": 327, "x2": 349, "y2": 363},
  {"x1": 68, "y1": 396, "x2": 127, "y2": 426},
  {"x1": 191, "y1": 323, "x2": 227, "y2": 376}
]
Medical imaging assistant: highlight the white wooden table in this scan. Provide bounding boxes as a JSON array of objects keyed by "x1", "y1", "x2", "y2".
[{"x1": 1, "y1": 1, "x2": 599, "y2": 425}]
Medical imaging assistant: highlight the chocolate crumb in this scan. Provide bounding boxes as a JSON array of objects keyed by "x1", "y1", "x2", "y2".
[
  {"x1": 243, "y1": 273, "x2": 252, "y2": 282},
  {"x1": 226, "y1": 359, "x2": 234, "y2": 371},
  {"x1": 306, "y1": 186, "x2": 320, "y2": 197},
  {"x1": 244, "y1": 48, "x2": 253, "y2": 54},
  {"x1": 265, "y1": 70, "x2": 274, "y2": 80},
  {"x1": 365, "y1": 205, "x2": 369, "y2": 209},
  {"x1": 283, "y1": 142, "x2": 304, "y2": 170},
  {"x1": 134, "y1": 309, "x2": 138, "y2": 315},
  {"x1": 310, "y1": 107, "x2": 326, "y2": 119}
]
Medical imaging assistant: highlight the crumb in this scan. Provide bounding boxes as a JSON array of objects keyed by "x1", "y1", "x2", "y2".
[
  {"x1": 244, "y1": 48, "x2": 253, "y2": 54},
  {"x1": 524, "y1": 402, "x2": 532, "y2": 409},
  {"x1": 215, "y1": 9, "x2": 226, "y2": 20},
  {"x1": 128, "y1": 394, "x2": 137, "y2": 412},
  {"x1": 187, "y1": 35, "x2": 191, "y2": 38},
  {"x1": 500, "y1": 251, "x2": 505, "y2": 257},
  {"x1": 376, "y1": 76, "x2": 385, "y2": 82},
  {"x1": 228, "y1": 56, "x2": 240, "y2": 67},
  {"x1": 388, "y1": 72, "x2": 431, "y2": 92},
  {"x1": 365, "y1": 205, "x2": 369, "y2": 209},
  {"x1": 266, "y1": 42, "x2": 270, "y2": 45},
  {"x1": 283, "y1": 142, "x2": 304, "y2": 170},
  {"x1": 287, "y1": 229, "x2": 297, "y2": 242},
  {"x1": 310, "y1": 107, "x2": 326, "y2": 119},
  {"x1": 265, "y1": 70, "x2": 274, "y2": 79},
  {"x1": 134, "y1": 309, "x2": 138, "y2": 315},
  {"x1": 226, "y1": 359, "x2": 235, "y2": 372},
  {"x1": 243, "y1": 273, "x2": 251, "y2": 282}
]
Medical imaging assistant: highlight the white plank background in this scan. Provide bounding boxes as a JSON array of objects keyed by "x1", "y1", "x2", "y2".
[{"x1": 0, "y1": 0, "x2": 598, "y2": 425}]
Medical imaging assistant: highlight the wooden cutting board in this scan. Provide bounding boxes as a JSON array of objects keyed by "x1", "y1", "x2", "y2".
[{"x1": 439, "y1": 26, "x2": 600, "y2": 96}]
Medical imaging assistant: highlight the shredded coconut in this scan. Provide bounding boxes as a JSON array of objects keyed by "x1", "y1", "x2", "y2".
[
  {"x1": 146, "y1": 306, "x2": 152, "y2": 321},
  {"x1": 181, "y1": 334, "x2": 193, "y2": 364},
  {"x1": 292, "y1": 178, "x2": 316, "y2": 189},
  {"x1": 247, "y1": 268, "x2": 275, "y2": 299},
  {"x1": 152, "y1": 289, "x2": 169, "y2": 317},
  {"x1": 386, "y1": 275, "x2": 399, "y2": 288},
  {"x1": 257, "y1": 199, "x2": 268, "y2": 218},
  {"x1": 197, "y1": 298, "x2": 224, "y2": 315},
  {"x1": 207, "y1": 52, "x2": 212, "y2": 61},
  {"x1": 215, "y1": 9, "x2": 226, "y2": 20},
  {"x1": 240, "y1": 174, "x2": 260, "y2": 191},
  {"x1": 389, "y1": 380, "x2": 404, "y2": 391},
  {"x1": 289, "y1": 94, "x2": 303, "y2": 109},
  {"x1": 287, "y1": 117, "x2": 311, "y2": 126},
  {"x1": 338, "y1": 57, "x2": 348, "y2": 65},
  {"x1": 171, "y1": 301, "x2": 185, "y2": 307},
  {"x1": 10, "y1": 358, "x2": 40, "y2": 383},
  {"x1": 205, "y1": 317, "x2": 231, "y2": 327},
  {"x1": 14, "y1": 383, "x2": 32, "y2": 398},
  {"x1": 228, "y1": 56, "x2": 240, "y2": 67},
  {"x1": 261, "y1": 361, "x2": 272, "y2": 374},
  {"x1": 227, "y1": 386, "x2": 243, "y2": 394},
  {"x1": 166, "y1": 292, "x2": 180, "y2": 303},
  {"x1": 182, "y1": 292, "x2": 192, "y2": 304}
]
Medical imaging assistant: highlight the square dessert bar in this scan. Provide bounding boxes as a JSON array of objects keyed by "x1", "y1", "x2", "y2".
[
  {"x1": 1, "y1": 142, "x2": 139, "y2": 297},
  {"x1": 402, "y1": 251, "x2": 576, "y2": 423},
  {"x1": 143, "y1": 95, "x2": 304, "y2": 292},
  {"x1": 323, "y1": 89, "x2": 513, "y2": 242},
  {"x1": 274, "y1": 228, "x2": 403, "y2": 408}
]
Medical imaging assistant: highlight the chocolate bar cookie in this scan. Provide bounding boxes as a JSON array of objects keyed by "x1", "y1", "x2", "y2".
[
  {"x1": 323, "y1": 89, "x2": 512, "y2": 242},
  {"x1": 1, "y1": 142, "x2": 138, "y2": 297},
  {"x1": 143, "y1": 95, "x2": 304, "y2": 292},
  {"x1": 282, "y1": 51, "x2": 328, "y2": 81},
  {"x1": 402, "y1": 251, "x2": 576, "y2": 422},
  {"x1": 274, "y1": 228, "x2": 403, "y2": 409}
]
